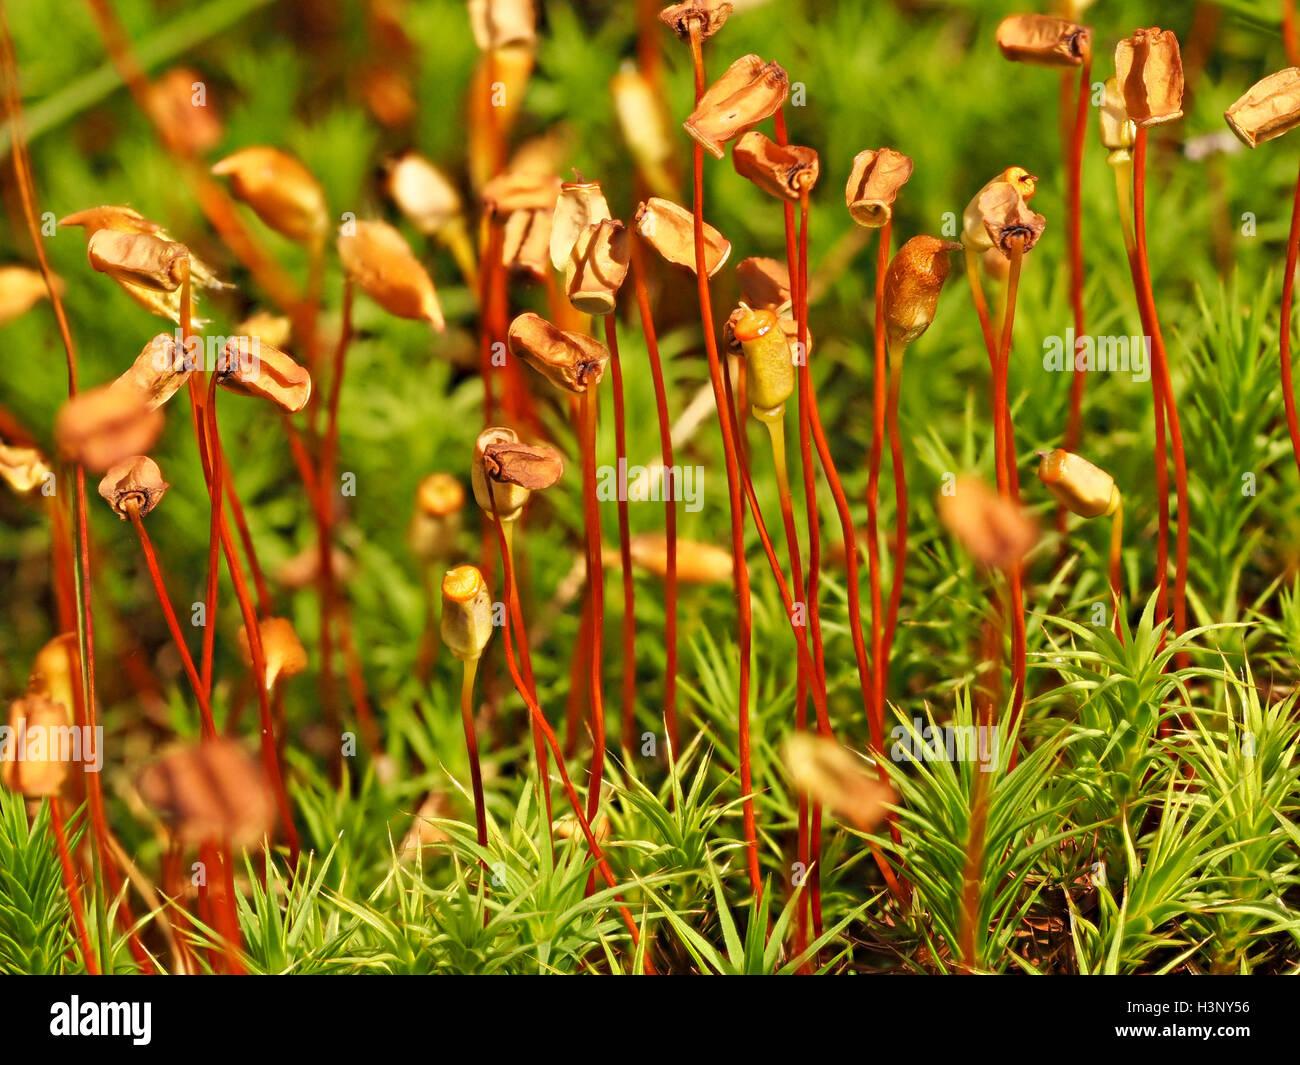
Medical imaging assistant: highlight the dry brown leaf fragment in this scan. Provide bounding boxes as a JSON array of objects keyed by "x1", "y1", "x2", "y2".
[
  {"x1": 634, "y1": 197, "x2": 731, "y2": 277},
  {"x1": 684, "y1": 54, "x2": 789, "y2": 158},
  {"x1": 1115, "y1": 27, "x2": 1184, "y2": 128},
  {"x1": 507, "y1": 311, "x2": 610, "y2": 393},
  {"x1": 97, "y1": 455, "x2": 169, "y2": 520},
  {"x1": 844, "y1": 147, "x2": 914, "y2": 228},
  {"x1": 732, "y1": 131, "x2": 820, "y2": 201},
  {"x1": 782, "y1": 733, "x2": 895, "y2": 833},
  {"x1": 137, "y1": 738, "x2": 276, "y2": 848},
  {"x1": 1225, "y1": 68, "x2": 1300, "y2": 148},
  {"x1": 937, "y1": 475, "x2": 1038, "y2": 569},
  {"x1": 995, "y1": 14, "x2": 1091, "y2": 67},
  {"x1": 338, "y1": 220, "x2": 445, "y2": 328}
]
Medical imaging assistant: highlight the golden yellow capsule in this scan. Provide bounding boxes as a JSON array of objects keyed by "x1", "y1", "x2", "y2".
[
  {"x1": 782, "y1": 733, "x2": 895, "y2": 834},
  {"x1": 634, "y1": 197, "x2": 731, "y2": 278},
  {"x1": 0, "y1": 444, "x2": 52, "y2": 496},
  {"x1": 1225, "y1": 68, "x2": 1300, "y2": 148},
  {"x1": 212, "y1": 146, "x2": 328, "y2": 245},
  {"x1": 1036, "y1": 448, "x2": 1120, "y2": 518},
  {"x1": 441, "y1": 565, "x2": 495, "y2": 661},
  {"x1": 883, "y1": 236, "x2": 961, "y2": 350},
  {"x1": 2, "y1": 694, "x2": 72, "y2": 798},
  {"x1": 732, "y1": 306, "x2": 794, "y2": 419}
]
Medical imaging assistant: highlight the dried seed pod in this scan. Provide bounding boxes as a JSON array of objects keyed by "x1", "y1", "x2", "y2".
[
  {"x1": 550, "y1": 180, "x2": 612, "y2": 272},
  {"x1": 238, "y1": 616, "x2": 308, "y2": 692},
  {"x1": 410, "y1": 473, "x2": 466, "y2": 562},
  {"x1": 659, "y1": 0, "x2": 732, "y2": 39},
  {"x1": 731, "y1": 306, "x2": 794, "y2": 419},
  {"x1": 961, "y1": 168, "x2": 1040, "y2": 253},
  {"x1": 507, "y1": 311, "x2": 610, "y2": 393},
  {"x1": 481, "y1": 170, "x2": 562, "y2": 218},
  {"x1": 136, "y1": 738, "x2": 276, "y2": 848},
  {"x1": 500, "y1": 208, "x2": 553, "y2": 280},
  {"x1": 112, "y1": 333, "x2": 191, "y2": 411},
  {"x1": 385, "y1": 152, "x2": 463, "y2": 235},
  {"x1": 441, "y1": 565, "x2": 494, "y2": 661},
  {"x1": 468, "y1": 47, "x2": 536, "y2": 189},
  {"x1": 883, "y1": 236, "x2": 961, "y2": 350},
  {"x1": 2, "y1": 694, "x2": 73, "y2": 798},
  {"x1": 611, "y1": 65, "x2": 675, "y2": 197},
  {"x1": 61, "y1": 205, "x2": 226, "y2": 297},
  {"x1": 54, "y1": 383, "x2": 165, "y2": 473},
  {"x1": 0, "y1": 265, "x2": 52, "y2": 325},
  {"x1": 147, "y1": 67, "x2": 223, "y2": 155},
  {"x1": 995, "y1": 14, "x2": 1091, "y2": 67},
  {"x1": 684, "y1": 54, "x2": 789, "y2": 159},
  {"x1": 1037, "y1": 448, "x2": 1120, "y2": 518},
  {"x1": 736, "y1": 256, "x2": 791, "y2": 309},
  {"x1": 782, "y1": 733, "x2": 895, "y2": 834},
  {"x1": 0, "y1": 444, "x2": 52, "y2": 495},
  {"x1": 97, "y1": 456, "x2": 169, "y2": 520},
  {"x1": 629, "y1": 533, "x2": 732, "y2": 583},
  {"x1": 1099, "y1": 76, "x2": 1136, "y2": 158},
  {"x1": 634, "y1": 197, "x2": 731, "y2": 277},
  {"x1": 979, "y1": 182, "x2": 1047, "y2": 257},
  {"x1": 399, "y1": 791, "x2": 452, "y2": 860},
  {"x1": 338, "y1": 220, "x2": 445, "y2": 329},
  {"x1": 473, "y1": 427, "x2": 529, "y2": 521},
  {"x1": 567, "y1": 220, "x2": 630, "y2": 316},
  {"x1": 483, "y1": 439, "x2": 565, "y2": 493},
  {"x1": 553, "y1": 812, "x2": 610, "y2": 844},
  {"x1": 844, "y1": 147, "x2": 914, "y2": 228},
  {"x1": 937, "y1": 475, "x2": 1038, "y2": 569},
  {"x1": 1114, "y1": 28, "x2": 1184, "y2": 129},
  {"x1": 732, "y1": 131, "x2": 820, "y2": 201},
  {"x1": 212, "y1": 146, "x2": 329, "y2": 244},
  {"x1": 236, "y1": 311, "x2": 293, "y2": 350},
  {"x1": 217, "y1": 337, "x2": 312, "y2": 413},
  {"x1": 1225, "y1": 68, "x2": 1300, "y2": 148},
  {"x1": 468, "y1": 0, "x2": 536, "y2": 50},
  {"x1": 88, "y1": 230, "x2": 187, "y2": 292}
]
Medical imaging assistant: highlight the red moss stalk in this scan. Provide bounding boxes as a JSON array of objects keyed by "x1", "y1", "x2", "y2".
[
  {"x1": 629, "y1": 239, "x2": 680, "y2": 754},
  {"x1": 605, "y1": 316, "x2": 638, "y2": 749},
  {"x1": 687, "y1": 24, "x2": 760, "y2": 894},
  {"x1": 866, "y1": 224, "x2": 891, "y2": 722},
  {"x1": 1132, "y1": 128, "x2": 1190, "y2": 668},
  {"x1": 49, "y1": 797, "x2": 99, "y2": 975},
  {"x1": 579, "y1": 389, "x2": 609, "y2": 833},
  {"x1": 1277, "y1": 160, "x2": 1300, "y2": 482}
]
